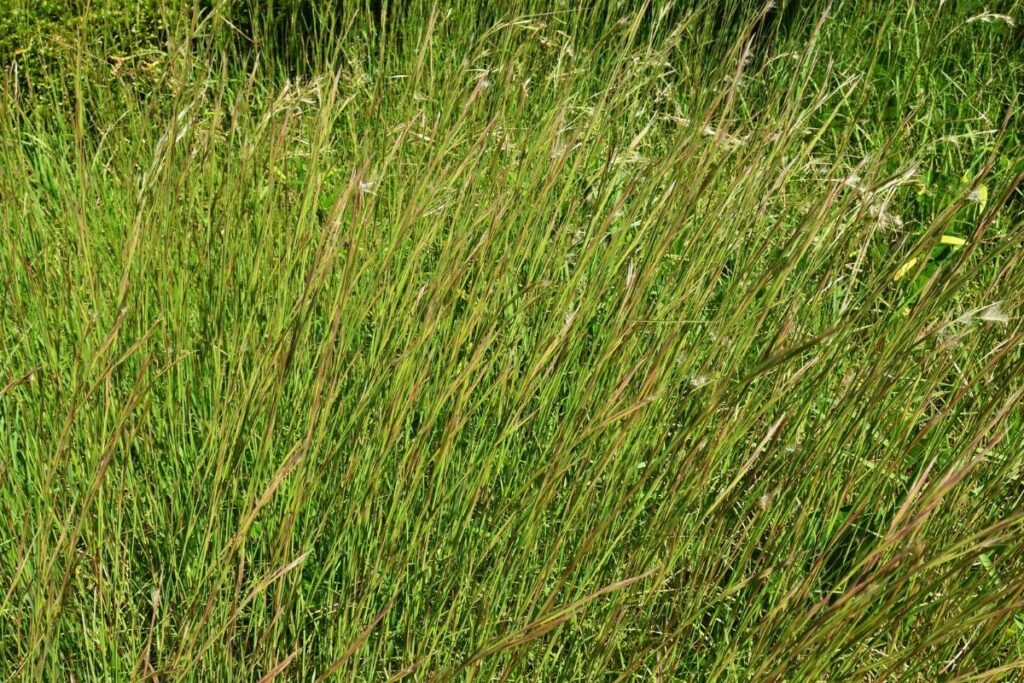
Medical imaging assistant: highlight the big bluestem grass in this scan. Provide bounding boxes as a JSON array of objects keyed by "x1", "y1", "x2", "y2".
[{"x1": 1, "y1": 1, "x2": 1023, "y2": 679}]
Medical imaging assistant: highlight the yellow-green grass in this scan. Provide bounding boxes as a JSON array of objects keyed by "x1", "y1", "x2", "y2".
[{"x1": 1, "y1": 1, "x2": 1023, "y2": 679}]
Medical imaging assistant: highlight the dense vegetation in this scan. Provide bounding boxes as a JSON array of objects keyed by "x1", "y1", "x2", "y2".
[{"x1": 2, "y1": 0, "x2": 1023, "y2": 679}]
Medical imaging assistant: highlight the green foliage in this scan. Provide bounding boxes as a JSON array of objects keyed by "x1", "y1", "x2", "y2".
[
  {"x1": 1, "y1": 1, "x2": 1023, "y2": 680},
  {"x1": 0, "y1": 0, "x2": 168, "y2": 94}
]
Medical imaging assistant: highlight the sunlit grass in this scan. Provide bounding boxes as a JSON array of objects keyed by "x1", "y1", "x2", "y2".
[{"x1": 1, "y1": 1, "x2": 1023, "y2": 679}]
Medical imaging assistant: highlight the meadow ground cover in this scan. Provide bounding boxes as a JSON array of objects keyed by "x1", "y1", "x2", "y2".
[{"x1": 1, "y1": 0, "x2": 1023, "y2": 679}]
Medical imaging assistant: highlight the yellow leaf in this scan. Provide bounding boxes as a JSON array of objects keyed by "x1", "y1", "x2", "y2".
[
  {"x1": 894, "y1": 257, "x2": 918, "y2": 281},
  {"x1": 940, "y1": 234, "x2": 966, "y2": 247}
]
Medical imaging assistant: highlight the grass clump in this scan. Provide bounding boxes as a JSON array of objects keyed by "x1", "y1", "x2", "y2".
[
  {"x1": 1, "y1": 0, "x2": 1023, "y2": 680},
  {"x1": 0, "y1": 0, "x2": 169, "y2": 95}
]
